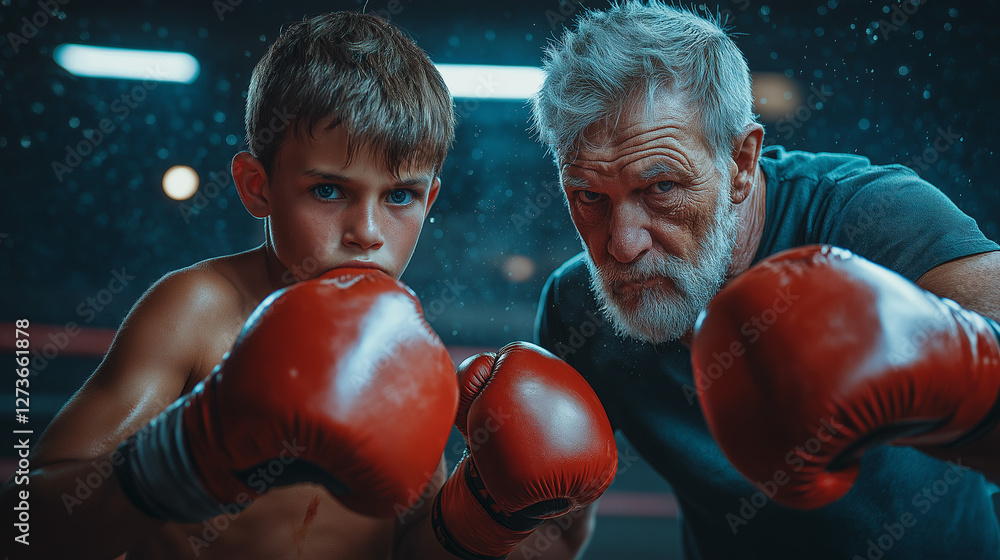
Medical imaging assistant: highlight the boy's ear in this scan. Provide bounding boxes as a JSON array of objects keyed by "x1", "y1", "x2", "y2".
[
  {"x1": 424, "y1": 176, "x2": 441, "y2": 217},
  {"x1": 233, "y1": 151, "x2": 270, "y2": 218}
]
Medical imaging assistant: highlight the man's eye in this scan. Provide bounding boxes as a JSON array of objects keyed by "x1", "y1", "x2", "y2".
[
  {"x1": 387, "y1": 189, "x2": 414, "y2": 205},
  {"x1": 578, "y1": 190, "x2": 604, "y2": 203},
  {"x1": 652, "y1": 181, "x2": 675, "y2": 193},
  {"x1": 313, "y1": 184, "x2": 344, "y2": 200}
]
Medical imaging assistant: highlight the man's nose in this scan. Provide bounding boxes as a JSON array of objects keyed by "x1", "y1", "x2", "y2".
[{"x1": 607, "y1": 200, "x2": 652, "y2": 264}]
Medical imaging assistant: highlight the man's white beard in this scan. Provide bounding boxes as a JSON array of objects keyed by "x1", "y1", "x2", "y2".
[{"x1": 585, "y1": 189, "x2": 740, "y2": 344}]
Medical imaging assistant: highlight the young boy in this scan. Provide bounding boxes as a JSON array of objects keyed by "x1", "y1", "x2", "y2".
[
  {"x1": 4, "y1": 11, "x2": 612, "y2": 560},
  {"x1": 2, "y1": 12, "x2": 458, "y2": 559}
]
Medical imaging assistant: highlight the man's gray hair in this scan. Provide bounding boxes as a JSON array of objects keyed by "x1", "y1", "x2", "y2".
[{"x1": 531, "y1": 1, "x2": 756, "y2": 163}]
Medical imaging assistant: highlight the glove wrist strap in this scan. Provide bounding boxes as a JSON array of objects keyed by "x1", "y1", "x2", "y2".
[
  {"x1": 116, "y1": 398, "x2": 249, "y2": 522},
  {"x1": 431, "y1": 459, "x2": 542, "y2": 560}
]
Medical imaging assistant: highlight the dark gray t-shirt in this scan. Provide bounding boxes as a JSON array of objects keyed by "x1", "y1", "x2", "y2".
[{"x1": 535, "y1": 146, "x2": 1000, "y2": 559}]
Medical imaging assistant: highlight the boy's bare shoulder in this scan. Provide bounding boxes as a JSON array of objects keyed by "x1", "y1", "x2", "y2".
[
  {"x1": 149, "y1": 247, "x2": 270, "y2": 321},
  {"x1": 30, "y1": 250, "x2": 273, "y2": 464},
  {"x1": 114, "y1": 248, "x2": 271, "y2": 377},
  {"x1": 101, "y1": 248, "x2": 272, "y2": 391}
]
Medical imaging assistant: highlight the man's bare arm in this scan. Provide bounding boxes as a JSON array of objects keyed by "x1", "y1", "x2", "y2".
[{"x1": 916, "y1": 250, "x2": 1000, "y2": 481}]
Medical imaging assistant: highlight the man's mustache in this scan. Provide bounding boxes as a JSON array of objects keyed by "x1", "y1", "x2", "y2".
[{"x1": 597, "y1": 256, "x2": 690, "y2": 294}]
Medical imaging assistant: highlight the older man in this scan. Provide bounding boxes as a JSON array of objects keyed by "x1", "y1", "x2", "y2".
[{"x1": 531, "y1": 2, "x2": 1000, "y2": 558}]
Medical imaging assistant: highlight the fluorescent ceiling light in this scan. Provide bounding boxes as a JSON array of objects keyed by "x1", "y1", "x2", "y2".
[
  {"x1": 50, "y1": 47, "x2": 537, "y2": 97},
  {"x1": 435, "y1": 64, "x2": 545, "y2": 100},
  {"x1": 53, "y1": 44, "x2": 200, "y2": 84}
]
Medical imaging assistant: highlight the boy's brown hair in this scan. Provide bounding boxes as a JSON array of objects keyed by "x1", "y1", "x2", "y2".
[{"x1": 245, "y1": 12, "x2": 455, "y2": 176}]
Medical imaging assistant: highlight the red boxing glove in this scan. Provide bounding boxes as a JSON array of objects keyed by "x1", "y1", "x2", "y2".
[
  {"x1": 432, "y1": 342, "x2": 617, "y2": 560},
  {"x1": 692, "y1": 245, "x2": 1000, "y2": 509},
  {"x1": 117, "y1": 268, "x2": 458, "y2": 520}
]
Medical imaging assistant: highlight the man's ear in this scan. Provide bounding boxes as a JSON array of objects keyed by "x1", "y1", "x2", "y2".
[
  {"x1": 424, "y1": 176, "x2": 441, "y2": 217},
  {"x1": 730, "y1": 123, "x2": 765, "y2": 205},
  {"x1": 233, "y1": 151, "x2": 270, "y2": 218}
]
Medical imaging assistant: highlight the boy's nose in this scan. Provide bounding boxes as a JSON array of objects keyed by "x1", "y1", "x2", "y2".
[{"x1": 342, "y1": 201, "x2": 385, "y2": 251}]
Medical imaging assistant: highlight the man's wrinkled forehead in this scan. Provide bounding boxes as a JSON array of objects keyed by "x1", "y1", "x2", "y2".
[{"x1": 562, "y1": 87, "x2": 702, "y2": 165}]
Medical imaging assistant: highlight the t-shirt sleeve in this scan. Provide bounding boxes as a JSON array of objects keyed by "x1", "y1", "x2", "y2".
[{"x1": 820, "y1": 163, "x2": 999, "y2": 282}]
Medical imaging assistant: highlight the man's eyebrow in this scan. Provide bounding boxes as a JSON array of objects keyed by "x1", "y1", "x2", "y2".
[
  {"x1": 303, "y1": 168, "x2": 432, "y2": 187},
  {"x1": 561, "y1": 175, "x2": 590, "y2": 188},
  {"x1": 639, "y1": 162, "x2": 682, "y2": 182}
]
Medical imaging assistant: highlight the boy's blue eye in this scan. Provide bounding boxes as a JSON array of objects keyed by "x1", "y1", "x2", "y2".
[
  {"x1": 313, "y1": 184, "x2": 343, "y2": 200},
  {"x1": 387, "y1": 189, "x2": 414, "y2": 205}
]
